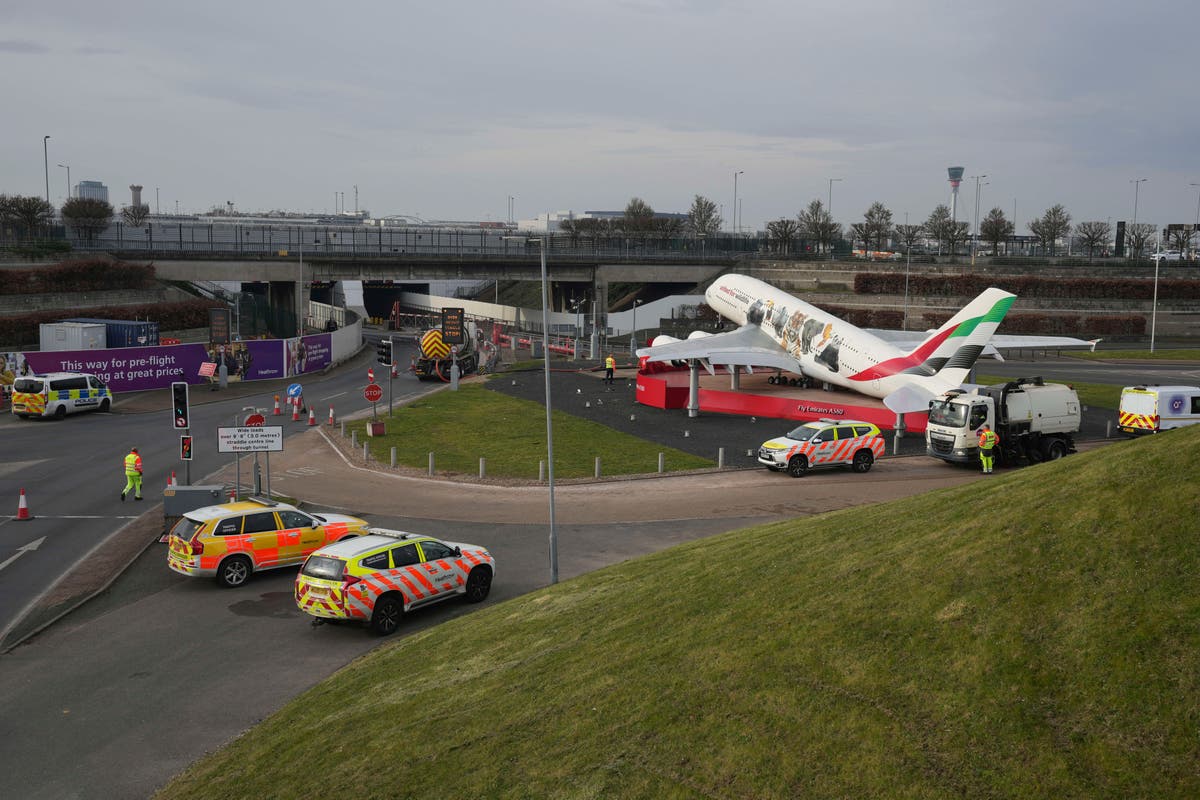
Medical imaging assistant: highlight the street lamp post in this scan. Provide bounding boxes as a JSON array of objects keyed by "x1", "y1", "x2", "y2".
[
  {"x1": 42, "y1": 136, "x2": 51, "y2": 206},
  {"x1": 1131, "y1": 178, "x2": 1147, "y2": 258},
  {"x1": 630, "y1": 299, "x2": 643, "y2": 355},
  {"x1": 903, "y1": 212, "x2": 912, "y2": 330},
  {"x1": 156, "y1": 187, "x2": 160, "y2": 215},
  {"x1": 1150, "y1": 244, "x2": 1161, "y2": 353},
  {"x1": 827, "y1": 177, "x2": 842, "y2": 217},
  {"x1": 1190, "y1": 182, "x2": 1200, "y2": 259},
  {"x1": 732, "y1": 171, "x2": 743, "y2": 233},
  {"x1": 57, "y1": 164, "x2": 70, "y2": 202},
  {"x1": 970, "y1": 174, "x2": 988, "y2": 265}
]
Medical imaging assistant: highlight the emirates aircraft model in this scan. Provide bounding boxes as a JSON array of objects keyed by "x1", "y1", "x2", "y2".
[{"x1": 637, "y1": 273, "x2": 1022, "y2": 414}]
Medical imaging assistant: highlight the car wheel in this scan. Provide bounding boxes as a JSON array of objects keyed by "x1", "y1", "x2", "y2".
[
  {"x1": 787, "y1": 455, "x2": 808, "y2": 478},
  {"x1": 99, "y1": 398, "x2": 111, "y2": 412},
  {"x1": 216, "y1": 555, "x2": 252, "y2": 588},
  {"x1": 54, "y1": 405, "x2": 67, "y2": 419},
  {"x1": 852, "y1": 450, "x2": 874, "y2": 473},
  {"x1": 1043, "y1": 439, "x2": 1067, "y2": 461},
  {"x1": 463, "y1": 567, "x2": 493, "y2": 603},
  {"x1": 370, "y1": 594, "x2": 404, "y2": 636}
]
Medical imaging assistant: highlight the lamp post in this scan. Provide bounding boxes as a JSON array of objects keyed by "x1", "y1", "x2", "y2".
[
  {"x1": 57, "y1": 164, "x2": 70, "y2": 202},
  {"x1": 827, "y1": 177, "x2": 842, "y2": 217},
  {"x1": 903, "y1": 212, "x2": 912, "y2": 330},
  {"x1": 505, "y1": 236, "x2": 559, "y2": 583},
  {"x1": 156, "y1": 187, "x2": 160, "y2": 215},
  {"x1": 732, "y1": 171, "x2": 743, "y2": 233},
  {"x1": 1131, "y1": 178, "x2": 1147, "y2": 258},
  {"x1": 42, "y1": 136, "x2": 51, "y2": 206},
  {"x1": 1150, "y1": 240, "x2": 1161, "y2": 353},
  {"x1": 630, "y1": 299, "x2": 643, "y2": 355},
  {"x1": 1190, "y1": 182, "x2": 1200, "y2": 260},
  {"x1": 970, "y1": 174, "x2": 988, "y2": 265}
]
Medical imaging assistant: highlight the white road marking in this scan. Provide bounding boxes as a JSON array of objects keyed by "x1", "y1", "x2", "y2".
[
  {"x1": 0, "y1": 537, "x2": 46, "y2": 573},
  {"x1": 318, "y1": 391, "x2": 347, "y2": 401}
]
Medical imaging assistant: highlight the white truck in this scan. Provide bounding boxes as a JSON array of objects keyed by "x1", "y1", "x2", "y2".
[
  {"x1": 926, "y1": 377, "x2": 1081, "y2": 467},
  {"x1": 1118, "y1": 385, "x2": 1200, "y2": 435}
]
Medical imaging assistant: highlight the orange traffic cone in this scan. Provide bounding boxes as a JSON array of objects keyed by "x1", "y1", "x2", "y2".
[
  {"x1": 307, "y1": 407, "x2": 317, "y2": 426},
  {"x1": 273, "y1": 395, "x2": 282, "y2": 415},
  {"x1": 327, "y1": 406, "x2": 335, "y2": 426},
  {"x1": 292, "y1": 398, "x2": 301, "y2": 422},
  {"x1": 16, "y1": 488, "x2": 32, "y2": 520}
]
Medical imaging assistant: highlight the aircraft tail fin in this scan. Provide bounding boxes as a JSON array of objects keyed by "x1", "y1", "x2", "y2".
[{"x1": 905, "y1": 287, "x2": 1015, "y2": 387}]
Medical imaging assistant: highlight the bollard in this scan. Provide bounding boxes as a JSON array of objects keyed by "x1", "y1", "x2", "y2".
[
  {"x1": 341, "y1": 421, "x2": 345, "y2": 437},
  {"x1": 594, "y1": 456, "x2": 601, "y2": 478},
  {"x1": 351, "y1": 431, "x2": 357, "y2": 448},
  {"x1": 479, "y1": 457, "x2": 486, "y2": 479},
  {"x1": 718, "y1": 447, "x2": 725, "y2": 468},
  {"x1": 390, "y1": 446, "x2": 397, "y2": 468},
  {"x1": 893, "y1": 430, "x2": 902, "y2": 455},
  {"x1": 363, "y1": 443, "x2": 369, "y2": 462},
  {"x1": 1106, "y1": 420, "x2": 1111, "y2": 438},
  {"x1": 539, "y1": 460, "x2": 545, "y2": 482},
  {"x1": 658, "y1": 453, "x2": 665, "y2": 473},
  {"x1": 428, "y1": 452, "x2": 435, "y2": 476}
]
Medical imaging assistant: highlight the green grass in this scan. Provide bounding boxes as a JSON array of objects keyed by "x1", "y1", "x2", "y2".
[
  {"x1": 1067, "y1": 348, "x2": 1200, "y2": 361},
  {"x1": 976, "y1": 373, "x2": 1123, "y2": 410},
  {"x1": 158, "y1": 426, "x2": 1200, "y2": 800},
  {"x1": 346, "y1": 383, "x2": 712, "y2": 479}
]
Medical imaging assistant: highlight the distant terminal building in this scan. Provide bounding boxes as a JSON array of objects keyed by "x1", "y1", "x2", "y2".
[
  {"x1": 76, "y1": 180, "x2": 109, "y2": 203},
  {"x1": 518, "y1": 209, "x2": 688, "y2": 232}
]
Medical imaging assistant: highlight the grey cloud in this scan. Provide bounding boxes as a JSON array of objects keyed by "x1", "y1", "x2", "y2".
[{"x1": 0, "y1": 40, "x2": 48, "y2": 54}]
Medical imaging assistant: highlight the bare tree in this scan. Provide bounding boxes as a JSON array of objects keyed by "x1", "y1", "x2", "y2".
[
  {"x1": 1074, "y1": 220, "x2": 1113, "y2": 257},
  {"x1": 686, "y1": 195, "x2": 722, "y2": 236},
  {"x1": 849, "y1": 222, "x2": 871, "y2": 252},
  {"x1": 1126, "y1": 222, "x2": 1156, "y2": 259},
  {"x1": 894, "y1": 223, "x2": 925, "y2": 253},
  {"x1": 979, "y1": 208, "x2": 1015, "y2": 255},
  {"x1": 765, "y1": 218, "x2": 799, "y2": 254},
  {"x1": 1028, "y1": 204, "x2": 1072, "y2": 255},
  {"x1": 122, "y1": 203, "x2": 151, "y2": 228},
  {"x1": 1, "y1": 194, "x2": 55, "y2": 240},
  {"x1": 863, "y1": 202, "x2": 894, "y2": 250},
  {"x1": 621, "y1": 197, "x2": 655, "y2": 238},
  {"x1": 925, "y1": 204, "x2": 968, "y2": 256},
  {"x1": 798, "y1": 199, "x2": 838, "y2": 254},
  {"x1": 61, "y1": 197, "x2": 114, "y2": 243},
  {"x1": 1166, "y1": 225, "x2": 1195, "y2": 254}
]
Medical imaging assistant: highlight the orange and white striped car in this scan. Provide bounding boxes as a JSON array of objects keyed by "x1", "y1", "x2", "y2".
[
  {"x1": 757, "y1": 418, "x2": 886, "y2": 477},
  {"x1": 295, "y1": 528, "x2": 495, "y2": 636},
  {"x1": 167, "y1": 497, "x2": 370, "y2": 587}
]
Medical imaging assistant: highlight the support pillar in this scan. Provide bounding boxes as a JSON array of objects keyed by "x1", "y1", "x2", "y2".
[
  {"x1": 730, "y1": 366, "x2": 741, "y2": 390},
  {"x1": 687, "y1": 360, "x2": 700, "y2": 418}
]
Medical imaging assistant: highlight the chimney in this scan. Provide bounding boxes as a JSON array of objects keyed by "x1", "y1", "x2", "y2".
[{"x1": 130, "y1": 185, "x2": 144, "y2": 207}]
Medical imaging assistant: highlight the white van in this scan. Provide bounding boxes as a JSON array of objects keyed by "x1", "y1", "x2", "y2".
[
  {"x1": 1118, "y1": 385, "x2": 1200, "y2": 435},
  {"x1": 10, "y1": 372, "x2": 113, "y2": 419}
]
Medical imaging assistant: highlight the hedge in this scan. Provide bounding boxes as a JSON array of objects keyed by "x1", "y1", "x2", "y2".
[
  {"x1": 0, "y1": 298, "x2": 224, "y2": 348},
  {"x1": 0, "y1": 258, "x2": 156, "y2": 295},
  {"x1": 854, "y1": 272, "x2": 1200, "y2": 300},
  {"x1": 919, "y1": 311, "x2": 1145, "y2": 337}
]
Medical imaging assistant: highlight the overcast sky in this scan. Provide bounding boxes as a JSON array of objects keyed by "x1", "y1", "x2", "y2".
[{"x1": 4, "y1": 0, "x2": 1198, "y2": 232}]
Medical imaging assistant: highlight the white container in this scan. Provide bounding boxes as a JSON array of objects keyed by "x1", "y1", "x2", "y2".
[{"x1": 39, "y1": 322, "x2": 107, "y2": 352}]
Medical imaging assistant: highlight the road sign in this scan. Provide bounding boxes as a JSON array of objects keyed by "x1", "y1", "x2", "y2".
[
  {"x1": 442, "y1": 307, "x2": 465, "y2": 344},
  {"x1": 244, "y1": 413, "x2": 266, "y2": 427},
  {"x1": 287, "y1": 383, "x2": 303, "y2": 398},
  {"x1": 363, "y1": 384, "x2": 384, "y2": 403},
  {"x1": 217, "y1": 426, "x2": 284, "y2": 453},
  {"x1": 368, "y1": 367, "x2": 376, "y2": 384}
]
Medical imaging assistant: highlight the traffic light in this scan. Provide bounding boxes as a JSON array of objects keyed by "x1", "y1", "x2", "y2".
[
  {"x1": 180, "y1": 434, "x2": 193, "y2": 461},
  {"x1": 171, "y1": 381, "x2": 190, "y2": 429},
  {"x1": 376, "y1": 338, "x2": 393, "y2": 366}
]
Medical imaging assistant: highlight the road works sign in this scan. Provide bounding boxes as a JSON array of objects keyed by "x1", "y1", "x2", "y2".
[{"x1": 217, "y1": 426, "x2": 284, "y2": 453}]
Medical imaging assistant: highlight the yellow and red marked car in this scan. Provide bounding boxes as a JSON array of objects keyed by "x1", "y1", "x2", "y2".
[
  {"x1": 295, "y1": 528, "x2": 495, "y2": 636},
  {"x1": 757, "y1": 418, "x2": 886, "y2": 477},
  {"x1": 167, "y1": 497, "x2": 370, "y2": 587}
]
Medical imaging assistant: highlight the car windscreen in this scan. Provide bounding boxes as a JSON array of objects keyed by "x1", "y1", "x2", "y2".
[
  {"x1": 301, "y1": 556, "x2": 345, "y2": 580},
  {"x1": 171, "y1": 517, "x2": 205, "y2": 541},
  {"x1": 928, "y1": 400, "x2": 968, "y2": 427},
  {"x1": 784, "y1": 424, "x2": 822, "y2": 441},
  {"x1": 13, "y1": 379, "x2": 44, "y2": 394}
]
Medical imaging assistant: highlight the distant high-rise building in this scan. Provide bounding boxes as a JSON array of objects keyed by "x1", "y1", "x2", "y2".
[{"x1": 77, "y1": 181, "x2": 109, "y2": 203}]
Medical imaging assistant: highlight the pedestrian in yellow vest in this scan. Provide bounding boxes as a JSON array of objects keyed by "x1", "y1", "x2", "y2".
[
  {"x1": 977, "y1": 425, "x2": 999, "y2": 474},
  {"x1": 122, "y1": 447, "x2": 144, "y2": 501},
  {"x1": 604, "y1": 354, "x2": 616, "y2": 385}
]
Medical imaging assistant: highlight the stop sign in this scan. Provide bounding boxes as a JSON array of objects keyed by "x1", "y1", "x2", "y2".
[
  {"x1": 244, "y1": 413, "x2": 266, "y2": 427},
  {"x1": 363, "y1": 384, "x2": 384, "y2": 403}
]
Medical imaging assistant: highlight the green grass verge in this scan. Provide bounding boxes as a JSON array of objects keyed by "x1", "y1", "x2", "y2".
[
  {"x1": 976, "y1": 373, "x2": 1122, "y2": 410},
  {"x1": 158, "y1": 426, "x2": 1200, "y2": 799},
  {"x1": 346, "y1": 383, "x2": 713, "y2": 479},
  {"x1": 1067, "y1": 349, "x2": 1200, "y2": 361}
]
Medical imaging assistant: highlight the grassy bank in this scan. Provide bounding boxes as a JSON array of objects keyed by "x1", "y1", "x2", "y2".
[
  {"x1": 1069, "y1": 348, "x2": 1200, "y2": 361},
  {"x1": 344, "y1": 382, "x2": 713, "y2": 479},
  {"x1": 159, "y1": 427, "x2": 1200, "y2": 799}
]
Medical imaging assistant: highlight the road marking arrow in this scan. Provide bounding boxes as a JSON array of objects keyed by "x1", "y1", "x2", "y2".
[{"x1": 0, "y1": 537, "x2": 46, "y2": 573}]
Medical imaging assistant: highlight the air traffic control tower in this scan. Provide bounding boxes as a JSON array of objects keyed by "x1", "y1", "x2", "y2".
[{"x1": 947, "y1": 166, "x2": 964, "y2": 223}]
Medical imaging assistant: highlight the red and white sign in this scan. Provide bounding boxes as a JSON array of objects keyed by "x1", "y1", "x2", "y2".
[
  {"x1": 161, "y1": 337, "x2": 181, "y2": 346},
  {"x1": 363, "y1": 384, "x2": 384, "y2": 403},
  {"x1": 198, "y1": 362, "x2": 217, "y2": 377},
  {"x1": 367, "y1": 367, "x2": 376, "y2": 384},
  {"x1": 244, "y1": 413, "x2": 266, "y2": 427}
]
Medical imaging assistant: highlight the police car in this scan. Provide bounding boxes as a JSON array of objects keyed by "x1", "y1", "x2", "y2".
[
  {"x1": 167, "y1": 497, "x2": 371, "y2": 587},
  {"x1": 757, "y1": 418, "x2": 886, "y2": 477},
  {"x1": 295, "y1": 528, "x2": 495, "y2": 635},
  {"x1": 10, "y1": 372, "x2": 112, "y2": 419}
]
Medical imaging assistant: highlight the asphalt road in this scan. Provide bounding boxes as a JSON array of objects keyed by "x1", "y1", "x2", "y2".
[{"x1": 0, "y1": 348, "x2": 1190, "y2": 799}]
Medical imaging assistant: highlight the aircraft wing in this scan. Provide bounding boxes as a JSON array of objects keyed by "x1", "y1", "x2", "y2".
[
  {"x1": 863, "y1": 329, "x2": 1099, "y2": 353},
  {"x1": 636, "y1": 324, "x2": 800, "y2": 371}
]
